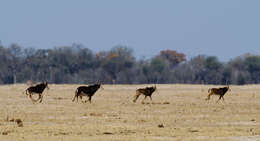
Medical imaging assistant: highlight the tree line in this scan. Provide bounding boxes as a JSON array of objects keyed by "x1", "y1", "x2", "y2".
[{"x1": 0, "y1": 43, "x2": 260, "y2": 85}]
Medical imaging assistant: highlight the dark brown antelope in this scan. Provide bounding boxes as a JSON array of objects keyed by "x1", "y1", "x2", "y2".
[
  {"x1": 72, "y1": 83, "x2": 102, "y2": 103},
  {"x1": 133, "y1": 86, "x2": 157, "y2": 103},
  {"x1": 206, "y1": 85, "x2": 230, "y2": 102},
  {"x1": 24, "y1": 81, "x2": 49, "y2": 103}
]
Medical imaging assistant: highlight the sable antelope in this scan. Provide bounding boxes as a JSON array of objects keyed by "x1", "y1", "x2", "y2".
[
  {"x1": 72, "y1": 83, "x2": 102, "y2": 103},
  {"x1": 133, "y1": 86, "x2": 157, "y2": 103},
  {"x1": 206, "y1": 85, "x2": 230, "y2": 102},
  {"x1": 24, "y1": 81, "x2": 49, "y2": 103}
]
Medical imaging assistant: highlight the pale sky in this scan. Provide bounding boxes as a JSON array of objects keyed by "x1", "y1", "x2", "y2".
[{"x1": 1, "y1": 0, "x2": 260, "y2": 61}]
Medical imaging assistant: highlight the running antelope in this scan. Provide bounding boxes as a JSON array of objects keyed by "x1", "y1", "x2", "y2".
[
  {"x1": 24, "y1": 81, "x2": 49, "y2": 103},
  {"x1": 206, "y1": 85, "x2": 230, "y2": 102},
  {"x1": 72, "y1": 83, "x2": 102, "y2": 103},
  {"x1": 133, "y1": 86, "x2": 157, "y2": 103}
]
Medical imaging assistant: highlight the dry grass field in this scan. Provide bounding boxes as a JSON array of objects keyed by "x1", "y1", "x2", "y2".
[{"x1": 1, "y1": 84, "x2": 260, "y2": 141}]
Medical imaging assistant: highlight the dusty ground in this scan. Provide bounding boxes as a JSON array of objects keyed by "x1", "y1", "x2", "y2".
[{"x1": 1, "y1": 84, "x2": 260, "y2": 141}]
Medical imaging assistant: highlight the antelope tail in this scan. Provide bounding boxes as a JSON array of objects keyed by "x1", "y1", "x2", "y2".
[
  {"x1": 208, "y1": 88, "x2": 211, "y2": 93},
  {"x1": 72, "y1": 88, "x2": 78, "y2": 102},
  {"x1": 23, "y1": 89, "x2": 28, "y2": 95},
  {"x1": 133, "y1": 90, "x2": 140, "y2": 103}
]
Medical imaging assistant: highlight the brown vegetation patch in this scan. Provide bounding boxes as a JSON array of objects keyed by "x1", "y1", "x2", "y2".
[
  {"x1": 15, "y1": 119, "x2": 23, "y2": 127},
  {"x1": 163, "y1": 101, "x2": 170, "y2": 104},
  {"x1": 9, "y1": 118, "x2": 15, "y2": 122},
  {"x1": 188, "y1": 128, "x2": 199, "y2": 133},
  {"x1": 2, "y1": 131, "x2": 9, "y2": 135},
  {"x1": 158, "y1": 124, "x2": 164, "y2": 128},
  {"x1": 119, "y1": 129, "x2": 136, "y2": 135},
  {"x1": 103, "y1": 132, "x2": 114, "y2": 135},
  {"x1": 53, "y1": 97, "x2": 64, "y2": 100},
  {"x1": 138, "y1": 119, "x2": 147, "y2": 123},
  {"x1": 89, "y1": 112, "x2": 103, "y2": 117},
  {"x1": 5, "y1": 116, "x2": 24, "y2": 127},
  {"x1": 107, "y1": 113, "x2": 118, "y2": 117},
  {"x1": 54, "y1": 132, "x2": 71, "y2": 136}
]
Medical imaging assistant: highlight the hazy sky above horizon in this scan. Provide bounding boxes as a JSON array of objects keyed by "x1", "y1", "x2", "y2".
[{"x1": 1, "y1": 0, "x2": 260, "y2": 61}]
